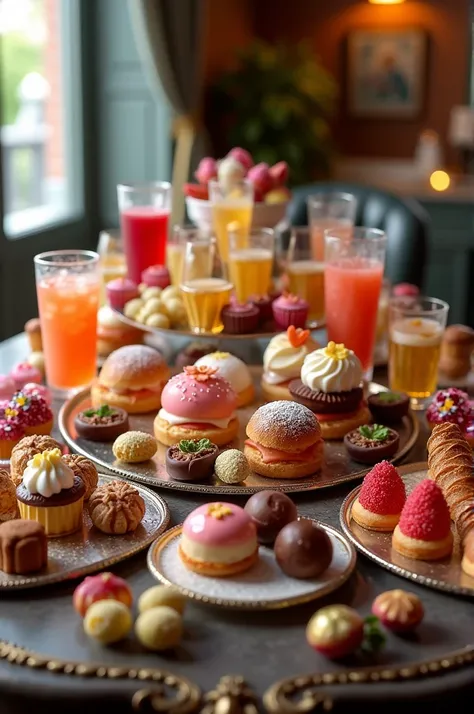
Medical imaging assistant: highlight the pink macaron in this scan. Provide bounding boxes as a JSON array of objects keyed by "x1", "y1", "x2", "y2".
[
  {"x1": 0, "y1": 374, "x2": 16, "y2": 400},
  {"x1": 161, "y1": 366, "x2": 237, "y2": 421},
  {"x1": 106, "y1": 277, "x2": 139, "y2": 311},
  {"x1": 10, "y1": 362, "x2": 42, "y2": 391}
]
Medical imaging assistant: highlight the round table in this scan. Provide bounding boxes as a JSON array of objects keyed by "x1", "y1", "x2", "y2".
[{"x1": 1, "y1": 334, "x2": 473, "y2": 714}]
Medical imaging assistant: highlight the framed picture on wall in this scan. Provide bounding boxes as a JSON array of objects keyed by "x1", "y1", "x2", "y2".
[{"x1": 347, "y1": 29, "x2": 427, "y2": 118}]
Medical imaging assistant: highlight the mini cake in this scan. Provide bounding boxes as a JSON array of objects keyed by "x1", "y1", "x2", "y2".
[
  {"x1": 106, "y1": 277, "x2": 139, "y2": 311},
  {"x1": 351, "y1": 461, "x2": 406, "y2": 532},
  {"x1": 97, "y1": 305, "x2": 143, "y2": 357},
  {"x1": 179, "y1": 502, "x2": 258, "y2": 577},
  {"x1": 16, "y1": 449, "x2": 85, "y2": 537},
  {"x1": 244, "y1": 401, "x2": 324, "y2": 479},
  {"x1": 88, "y1": 480, "x2": 145, "y2": 534},
  {"x1": 175, "y1": 342, "x2": 217, "y2": 369},
  {"x1": 0, "y1": 418, "x2": 25, "y2": 460},
  {"x1": 0, "y1": 519, "x2": 47, "y2": 574},
  {"x1": 0, "y1": 375, "x2": 16, "y2": 400},
  {"x1": 426, "y1": 388, "x2": 474, "y2": 445},
  {"x1": 461, "y1": 530, "x2": 474, "y2": 577},
  {"x1": 439, "y1": 324, "x2": 474, "y2": 380},
  {"x1": 166, "y1": 439, "x2": 218, "y2": 482},
  {"x1": 272, "y1": 293, "x2": 308, "y2": 330},
  {"x1": 74, "y1": 405, "x2": 129, "y2": 442},
  {"x1": 8, "y1": 391, "x2": 53, "y2": 436},
  {"x1": 10, "y1": 362, "x2": 42, "y2": 391},
  {"x1": 154, "y1": 366, "x2": 239, "y2": 447},
  {"x1": 244, "y1": 491, "x2": 297, "y2": 544},
  {"x1": 262, "y1": 326, "x2": 318, "y2": 401},
  {"x1": 344, "y1": 424, "x2": 399, "y2": 464},
  {"x1": 367, "y1": 391, "x2": 410, "y2": 424},
  {"x1": 274, "y1": 519, "x2": 333, "y2": 579},
  {"x1": 10, "y1": 434, "x2": 61, "y2": 487},
  {"x1": 392, "y1": 480, "x2": 453, "y2": 561},
  {"x1": 62, "y1": 454, "x2": 98, "y2": 501},
  {"x1": 112, "y1": 431, "x2": 157, "y2": 463},
  {"x1": 289, "y1": 341, "x2": 370, "y2": 440},
  {"x1": 221, "y1": 302, "x2": 259, "y2": 334},
  {"x1": 194, "y1": 352, "x2": 255, "y2": 407},
  {"x1": 141, "y1": 265, "x2": 171, "y2": 289},
  {"x1": 0, "y1": 469, "x2": 17, "y2": 522},
  {"x1": 25, "y1": 318, "x2": 43, "y2": 352}
]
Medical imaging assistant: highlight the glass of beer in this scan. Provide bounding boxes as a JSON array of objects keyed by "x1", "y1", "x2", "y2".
[
  {"x1": 308, "y1": 192, "x2": 357, "y2": 261},
  {"x1": 168, "y1": 226, "x2": 211, "y2": 286},
  {"x1": 287, "y1": 227, "x2": 325, "y2": 323},
  {"x1": 209, "y1": 178, "x2": 254, "y2": 263},
  {"x1": 389, "y1": 296, "x2": 449, "y2": 409},
  {"x1": 228, "y1": 228, "x2": 274, "y2": 303},
  {"x1": 180, "y1": 237, "x2": 232, "y2": 334},
  {"x1": 97, "y1": 230, "x2": 126, "y2": 305}
]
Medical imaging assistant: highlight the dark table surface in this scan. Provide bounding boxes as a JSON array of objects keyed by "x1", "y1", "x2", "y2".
[{"x1": 1, "y1": 334, "x2": 473, "y2": 714}]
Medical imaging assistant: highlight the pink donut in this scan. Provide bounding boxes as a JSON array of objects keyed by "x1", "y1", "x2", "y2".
[
  {"x1": 10, "y1": 362, "x2": 42, "y2": 391},
  {"x1": 161, "y1": 366, "x2": 237, "y2": 420},
  {"x1": 182, "y1": 502, "x2": 256, "y2": 546},
  {"x1": 0, "y1": 374, "x2": 16, "y2": 400},
  {"x1": 22, "y1": 382, "x2": 52, "y2": 406}
]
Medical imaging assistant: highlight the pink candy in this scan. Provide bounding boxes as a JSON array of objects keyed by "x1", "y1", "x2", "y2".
[
  {"x1": 22, "y1": 382, "x2": 52, "y2": 406},
  {"x1": 10, "y1": 362, "x2": 42, "y2": 391}
]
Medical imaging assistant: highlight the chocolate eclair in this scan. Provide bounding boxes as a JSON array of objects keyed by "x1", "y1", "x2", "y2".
[
  {"x1": 289, "y1": 380, "x2": 363, "y2": 414},
  {"x1": 166, "y1": 439, "x2": 218, "y2": 482},
  {"x1": 74, "y1": 405, "x2": 129, "y2": 441},
  {"x1": 344, "y1": 424, "x2": 399, "y2": 464}
]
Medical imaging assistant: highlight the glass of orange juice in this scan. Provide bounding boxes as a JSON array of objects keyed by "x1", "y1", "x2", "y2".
[
  {"x1": 209, "y1": 178, "x2": 254, "y2": 263},
  {"x1": 228, "y1": 228, "x2": 274, "y2": 304},
  {"x1": 324, "y1": 227, "x2": 386, "y2": 382},
  {"x1": 97, "y1": 230, "x2": 126, "y2": 304},
  {"x1": 287, "y1": 227, "x2": 325, "y2": 323},
  {"x1": 308, "y1": 192, "x2": 357, "y2": 261},
  {"x1": 34, "y1": 250, "x2": 101, "y2": 396}
]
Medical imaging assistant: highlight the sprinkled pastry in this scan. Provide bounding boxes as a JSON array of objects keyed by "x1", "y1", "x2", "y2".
[
  {"x1": 112, "y1": 431, "x2": 157, "y2": 463},
  {"x1": 214, "y1": 449, "x2": 251, "y2": 484},
  {"x1": 351, "y1": 461, "x2": 406, "y2": 532}
]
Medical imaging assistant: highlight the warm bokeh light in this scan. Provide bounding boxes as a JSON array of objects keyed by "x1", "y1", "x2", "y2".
[
  {"x1": 429, "y1": 170, "x2": 451, "y2": 192},
  {"x1": 368, "y1": 0, "x2": 405, "y2": 4}
]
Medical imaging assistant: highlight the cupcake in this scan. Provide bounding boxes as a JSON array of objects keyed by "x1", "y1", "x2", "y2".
[
  {"x1": 426, "y1": 388, "x2": 473, "y2": 446},
  {"x1": 250, "y1": 295, "x2": 273, "y2": 325},
  {"x1": 8, "y1": 391, "x2": 53, "y2": 436},
  {"x1": 0, "y1": 375, "x2": 16, "y2": 401},
  {"x1": 289, "y1": 342, "x2": 370, "y2": 440},
  {"x1": 97, "y1": 305, "x2": 143, "y2": 358},
  {"x1": 194, "y1": 352, "x2": 255, "y2": 407},
  {"x1": 16, "y1": 449, "x2": 85, "y2": 536},
  {"x1": 272, "y1": 293, "x2": 308, "y2": 330},
  {"x1": 221, "y1": 302, "x2": 259, "y2": 335},
  {"x1": 262, "y1": 326, "x2": 319, "y2": 401},
  {"x1": 106, "y1": 277, "x2": 139, "y2": 311},
  {"x1": 24, "y1": 318, "x2": 43, "y2": 352},
  {"x1": 0, "y1": 419, "x2": 25, "y2": 460},
  {"x1": 154, "y1": 366, "x2": 238, "y2": 447},
  {"x1": 179, "y1": 502, "x2": 258, "y2": 577},
  {"x1": 439, "y1": 325, "x2": 474, "y2": 380},
  {"x1": 10, "y1": 434, "x2": 62, "y2": 487},
  {"x1": 141, "y1": 265, "x2": 171, "y2": 290},
  {"x1": 10, "y1": 362, "x2": 42, "y2": 392},
  {"x1": 22, "y1": 383, "x2": 52, "y2": 405}
]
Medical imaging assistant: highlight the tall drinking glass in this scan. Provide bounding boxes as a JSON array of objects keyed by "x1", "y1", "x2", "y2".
[
  {"x1": 97, "y1": 229, "x2": 126, "y2": 304},
  {"x1": 168, "y1": 226, "x2": 211, "y2": 286},
  {"x1": 325, "y1": 227, "x2": 386, "y2": 381},
  {"x1": 228, "y1": 228, "x2": 274, "y2": 303},
  {"x1": 287, "y1": 227, "x2": 325, "y2": 322},
  {"x1": 117, "y1": 182, "x2": 172, "y2": 284},
  {"x1": 209, "y1": 179, "x2": 253, "y2": 263},
  {"x1": 180, "y1": 237, "x2": 233, "y2": 334},
  {"x1": 34, "y1": 250, "x2": 100, "y2": 396},
  {"x1": 389, "y1": 296, "x2": 449, "y2": 410},
  {"x1": 308, "y1": 192, "x2": 357, "y2": 261}
]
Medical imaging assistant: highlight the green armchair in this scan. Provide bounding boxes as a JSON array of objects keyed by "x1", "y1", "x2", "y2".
[{"x1": 287, "y1": 182, "x2": 429, "y2": 288}]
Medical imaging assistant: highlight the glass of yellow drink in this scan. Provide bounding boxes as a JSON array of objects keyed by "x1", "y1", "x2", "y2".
[
  {"x1": 168, "y1": 226, "x2": 212, "y2": 286},
  {"x1": 287, "y1": 227, "x2": 325, "y2": 323},
  {"x1": 209, "y1": 179, "x2": 254, "y2": 263},
  {"x1": 228, "y1": 228, "x2": 274, "y2": 304},
  {"x1": 307, "y1": 192, "x2": 357, "y2": 261},
  {"x1": 180, "y1": 237, "x2": 232, "y2": 334},
  {"x1": 389, "y1": 296, "x2": 449, "y2": 409},
  {"x1": 97, "y1": 230, "x2": 126, "y2": 304}
]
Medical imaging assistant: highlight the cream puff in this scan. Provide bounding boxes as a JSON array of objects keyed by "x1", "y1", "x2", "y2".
[
  {"x1": 289, "y1": 341, "x2": 370, "y2": 440},
  {"x1": 351, "y1": 460, "x2": 406, "y2": 532},
  {"x1": 179, "y1": 502, "x2": 258, "y2": 577},
  {"x1": 261, "y1": 326, "x2": 319, "y2": 401},
  {"x1": 154, "y1": 366, "x2": 239, "y2": 447},
  {"x1": 97, "y1": 305, "x2": 143, "y2": 358},
  {"x1": 244, "y1": 400, "x2": 324, "y2": 479},
  {"x1": 194, "y1": 351, "x2": 254, "y2": 407}
]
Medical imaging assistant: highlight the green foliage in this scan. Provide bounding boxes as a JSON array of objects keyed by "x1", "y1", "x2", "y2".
[
  {"x1": 1, "y1": 33, "x2": 43, "y2": 125},
  {"x1": 209, "y1": 41, "x2": 337, "y2": 185}
]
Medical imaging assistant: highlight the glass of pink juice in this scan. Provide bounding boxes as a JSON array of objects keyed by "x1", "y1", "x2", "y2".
[
  {"x1": 307, "y1": 192, "x2": 357, "y2": 261},
  {"x1": 117, "y1": 182, "x2": 172, "y2": 284},
  {"x1": 324, "y1": 227, "x2": 386, "y2": 381}
]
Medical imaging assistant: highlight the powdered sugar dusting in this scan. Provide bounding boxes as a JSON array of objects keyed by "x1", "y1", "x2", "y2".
[
  {"x1": 249, "y1": 400, "x2": 318, "y2": 439},
  {"x1": 105, "y1": 345, "x2": 163, "y2": 377}
]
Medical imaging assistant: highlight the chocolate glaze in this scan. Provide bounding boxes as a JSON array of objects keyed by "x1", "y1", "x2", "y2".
[
  {"x1": 344, "y1": 427, "x2": 399, "y2": 464},
  {"x1": 165, "y1": 444, "x2": 218, "y2": 482},
  {"x1": 74, "y1": 407, "x2": 129, "y2": 442},
  {"x1": 274, "y1": 518, "x2": 333, "y2": 579},
  {"x1": 221, "y1": 304, "x2": 259, "y2": 335},
  {"x1": 244, "y1": 490, "x2": 297, "y2": 544},
  {"x1": 16, "y1": 476, "x2": 85, "y2": 507},
  {"x1": 288, "y1": 380, "x2": 363, "y2": 414},
  {"x1": 368, "y1": 392, "x2": 409, "y2": 424}
]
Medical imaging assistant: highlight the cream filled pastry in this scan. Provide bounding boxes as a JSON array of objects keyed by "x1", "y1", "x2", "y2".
[
  {"x1": 194, "y1": 352, "x2": 255, "y2": 407},
  {"x1": 289, "y1": 342, "x2": 370, "y2": 440},
  {"x1": 261, "y1": 326, "x2": 319, "y2": 401},
  {"x1": 154, "y1": 366, "x2": 239, "y2": 447}
]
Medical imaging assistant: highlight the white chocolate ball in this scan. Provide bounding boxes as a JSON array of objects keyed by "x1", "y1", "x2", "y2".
[
  {"x1": 142, "y1": 286, "x2": 162, "y2": 301},
  {"x1": 145, "y1": 313, "x2": 170, "y2": 329},
  {"x1": 83, "y1": 600, "x2": 132, "y2": 644},
  {"x1": 124, "y1": 298, "x2": 144, "y2": 319},
  {"x1": 135, "y1": 606, "x2": 183, "y2": 651},
  {"x1": 138, "y1": 586, "x2": 186, "y2": 615},
  {"x1": 161, "y1": 285, "x2": 181, "y2": 303}
]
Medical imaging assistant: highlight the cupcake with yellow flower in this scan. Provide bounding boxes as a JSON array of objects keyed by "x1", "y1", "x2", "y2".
[
  {"x1": 16, "y1": 448, "x2": 85, "y2": 536},
  {"x1": 8, "y1": 391, "x2": 53, "y2": 436},
  {"x1": 289, "y1": 342, "x2": 370, "y2": 439}
]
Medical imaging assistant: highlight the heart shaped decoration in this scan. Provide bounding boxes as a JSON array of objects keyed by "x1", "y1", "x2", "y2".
[{"x1": 287, "y1": 325, "x2": 310, "y2": 348}]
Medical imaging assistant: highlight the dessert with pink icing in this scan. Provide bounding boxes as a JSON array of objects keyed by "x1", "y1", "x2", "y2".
[
  {"x1": 7, "y1": 392, "x2": 53, "y2": 436},
  {"x1": 426, "y1": 388, "x2": 474, "y2": 446},
  {"x1": 154, "y1": 366, "x2": 239, "y2": 447},
  {"x1": 261, "y1": 326, "x2": 318, "y2": 401},
  {"x1": 0, "y1": 418, "x2": 25, "y2": 460},
  {"x1": 10, "y1": 362, "x2": 42, "y2": 391},
  {"x1": 106, "y1": 277, "x2": 139, "y2": 311},
  {"x1": 141, "y1": 265, "x2": 170, "y2": 290},
  {"x1": 272, "y1": 293, "x2": 309, "y2": 330},
  {"x1": 194, "y1": 351, "x2": 255, "y2": 407},
  {"x1": 22, "y1": 383, "x2": 52, "y2": 406},
  {"x1": 0, "y1": 375, "x2": 16, "y2": 401},
  {"x1": 179, "y1": 502, "x2": 258, "y2": 576}
]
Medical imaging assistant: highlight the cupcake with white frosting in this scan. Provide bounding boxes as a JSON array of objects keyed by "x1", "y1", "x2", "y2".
[
  {"x1": 261, "y1": 326, "x2": 319, "y2": 401},
  {"x1": 289, "y1": 342, "x2": 370, "y2": 440},
  {"x1": 16, "y1": 448, "x2": 85, "y2": 536},
  {"x1": 194, "y1": 352, "x2": 254, "y2": 407}
]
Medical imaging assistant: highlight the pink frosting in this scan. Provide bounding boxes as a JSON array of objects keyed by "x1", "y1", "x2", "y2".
[
  {"x1": 10, "y1": 363, "x2": 42, "y2": 390},
  {"x1": 0, "y1": 418, "x2": 25, "y2": 441},
  {"x1": 273, "y1": 294, "x2": 309, "y2": 310},
  {"x1": 9, "y1": 393, "x2": 52, "y2": 427},
  {"x1": 141, "y1": 265, "x2": 170, "y2": 289},
  {"x1": 22, "y1": 383, "x2": 52, "y2": 406},
  {"x1": 0, "y1": 374, "x2": 16, "y2": 400},
  {"x1": 182, "y1": 502, "x2": 256, "y2": 546},
  {"x1": 106, "y1": 278, "x2": 139, "y2": 310},
  {"x1": 161, "y1": 370, "x2": 237, "y2": 420}
]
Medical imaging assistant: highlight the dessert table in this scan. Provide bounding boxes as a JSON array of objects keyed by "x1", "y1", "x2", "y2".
[{"x1": 1, "y1": 334, "x2": 473, "y2": 714}]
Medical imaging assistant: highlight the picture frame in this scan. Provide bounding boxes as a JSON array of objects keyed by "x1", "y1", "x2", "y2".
[{"x1": 347, "y1": 29, "x2": 427, "y2": 119}]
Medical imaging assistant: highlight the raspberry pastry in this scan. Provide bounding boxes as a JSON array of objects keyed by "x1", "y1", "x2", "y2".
[{"x1": 352, "y1": 461, "x2": 406, "y2": 532}]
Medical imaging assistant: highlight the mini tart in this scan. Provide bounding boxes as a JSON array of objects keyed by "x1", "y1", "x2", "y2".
[
  {"x1": 367, "y1": 392, "x2": 410, "y2": 424},
  {"x1": 344, "y1": 427, "x2": 399, "y2": 464},
  {"x1": 74, "y1": 406, "x2": 129, "y2": 442},
  {"x1": 165, "y1": 443, "x2": 218, "y2": 482},
  {"x1": 352, "y1": 500, "x2": 401, "y2": 532},
  {"x1": 392, "y1": 526, "x2": 453, "y2": 561},
  {"x1": 16, "y1": 477, "x2": 85, "y2": 537}
]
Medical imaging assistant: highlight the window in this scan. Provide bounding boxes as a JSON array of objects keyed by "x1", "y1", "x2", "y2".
[{"x1": 0, "y1": 0, "x2": 82, "y2": 238}]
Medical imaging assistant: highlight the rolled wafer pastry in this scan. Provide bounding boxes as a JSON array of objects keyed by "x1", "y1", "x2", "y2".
[{"x1": 426, "y1": 422, "x2": 474, "y2": 542}]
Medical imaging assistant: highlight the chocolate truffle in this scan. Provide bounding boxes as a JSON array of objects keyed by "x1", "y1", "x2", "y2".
[
  {"x1": 344, "y1": 424, "x2": 399, "y2": 465},
  {"x1": 367, "y1": 391, "x2": 409, "y2": 424},
  {"x1": 166, "y1": 439, "x2": 218, "y2": 482},
  {"x1": 274, "y1": 519, "x2": 332, "y2": 579},
  {"x1": 244, "y1": 490, "x2": 298, "y2": 544},
  {"x1": 74, "y1": 405, "x2": 129, "y2": 442}
]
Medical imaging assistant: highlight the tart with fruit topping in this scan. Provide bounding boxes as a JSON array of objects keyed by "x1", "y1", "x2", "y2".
[{"x1": 344, "y1": 424, "x2": 399, "y2": 464}]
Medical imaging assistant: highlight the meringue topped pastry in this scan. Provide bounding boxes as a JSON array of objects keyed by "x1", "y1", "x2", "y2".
[{"x1": 261, "y1": 326, "x2": 319, "y2": 401}]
